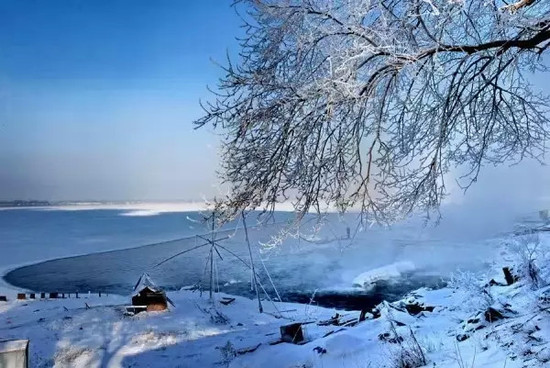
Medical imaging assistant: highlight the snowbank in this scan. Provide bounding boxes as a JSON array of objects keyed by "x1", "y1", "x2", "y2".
[
  {"x1": 0, "y1": 290, "x2": 337, "y2": 368},
  {"x1": 0, "y1": 276, "x2": 534, "y2": 368},
  {"x1": 352, "y1": 261, "x2": 416, "y2": 288},
  {"x1": 119, "y1": 210, "x2": 163, "y2": 217}
]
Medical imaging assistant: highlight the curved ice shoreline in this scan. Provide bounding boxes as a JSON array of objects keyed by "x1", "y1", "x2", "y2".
[
  {"x1": 4, "y1": 248, "x2": 445, "y2": 310},
  {"x1": 1, "y1": 205, "x2": 516, "y2": 309}
]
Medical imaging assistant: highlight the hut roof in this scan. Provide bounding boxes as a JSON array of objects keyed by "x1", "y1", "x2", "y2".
[
  {"x1": 132, "y1": 273, "x2": 161, "y2": 296},
  {"x1": 132, "y1": 272, "x2": 175, "y2": 307}
]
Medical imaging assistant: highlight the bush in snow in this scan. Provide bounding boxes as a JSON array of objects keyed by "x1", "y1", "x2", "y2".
[
  {"x1": 453, "y1": 341, "x2": 477, "y2": 368},
  {"x1": 448, "y1": 270, "x2": 493, "y2": 313},
  {"x1": 506, "y1": 234, "x2": 549, "y2": 289},
  {"x1": 388, "y1": 327, "x2": 427, "y2": 368},
  {"x1": 219, "y1": 340, "x2": 237, "y2": 365},
  {"x1": 195, "y1": 304, "x2": 230, "y2": 324},
  {"x1": 383, "y1": 309, "x2": 427, "y2": 368}
]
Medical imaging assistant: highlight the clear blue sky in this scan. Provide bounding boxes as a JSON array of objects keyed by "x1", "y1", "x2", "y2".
[
  {"x1": 0, "y1": 0, "x2": 241, "y2": 201},
  {"x1": 1, "y1": 1, "x2": 550, "y2": 211}
]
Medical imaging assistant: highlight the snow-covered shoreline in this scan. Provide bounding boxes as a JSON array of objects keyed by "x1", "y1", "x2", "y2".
[
  {"x1": 2, "y1": 207, "x2": 550, "y2": 367},
  {"x1": 2, "y1": 232, "x2": 550, "y2": 367}
]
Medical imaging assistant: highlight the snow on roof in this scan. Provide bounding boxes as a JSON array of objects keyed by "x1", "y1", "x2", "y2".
[
  {"x1": 132, "y1": 273, "x2": 161, "y2": 296},
  {"x1": 0, "y1": 339, "x2": 28, "y2": 353}
]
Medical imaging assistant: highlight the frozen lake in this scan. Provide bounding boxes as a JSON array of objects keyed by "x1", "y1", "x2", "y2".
[{"x1": 0, "y1": 206, "x2": 525, "y2": 309}]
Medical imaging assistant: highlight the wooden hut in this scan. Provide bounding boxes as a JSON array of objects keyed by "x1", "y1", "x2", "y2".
[
  {"x1": 131, "y1": 273, "x2": 173, "y2": 312},
  {"x1": 0, "y1": 339, "x2": 29, "y2": 368},
  {"x1": 280, "y1": 323, "x2": 305, "y2": 344}
]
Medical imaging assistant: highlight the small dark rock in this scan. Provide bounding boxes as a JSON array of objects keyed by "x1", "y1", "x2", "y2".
[
  {"x1": 405, "y1": 303, "x2": 435, "y2": 316},
  {"x1": 313, "y1": 346, "x2": 327, "y2": 355},
  {"x1": 378, "y1": 332, "x2": 404, "y2": 344},
  {"x1": 484, "y1": 307, "x2": 505, "y2": 322},
  {"x1": 488, "y1": 279, "x2": 504, "y2": 286}
]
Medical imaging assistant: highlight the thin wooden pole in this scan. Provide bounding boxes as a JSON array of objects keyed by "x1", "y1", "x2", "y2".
[
  {"x1": 242, "y1": 211, "x2": 263, "y2": 313},
  {"x1": 209, "y1": 212, "x2": 215, "y2": 301}
]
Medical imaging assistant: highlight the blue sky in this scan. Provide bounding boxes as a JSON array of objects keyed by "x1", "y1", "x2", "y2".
[
  {"x1": 0, "y1": 0, "x2": 241, "y2": 201},
  {"x1": 1, "y1": 1, "x2": 549, "y2": 212}
]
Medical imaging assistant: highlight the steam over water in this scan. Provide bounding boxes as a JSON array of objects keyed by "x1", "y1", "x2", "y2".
[{"x1": 1, "y1": 206, "x2": 542, "y2": 309}]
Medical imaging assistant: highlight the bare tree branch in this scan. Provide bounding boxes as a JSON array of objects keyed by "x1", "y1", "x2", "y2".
[
  {"x1": 502, "y1": 0, "x2": 537, "y2": 13},
  {"x1": 196, "y1": 0, "x2": 550, "y2": 223}
]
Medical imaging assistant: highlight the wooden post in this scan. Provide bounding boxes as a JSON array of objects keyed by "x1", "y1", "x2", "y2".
[
  {"x1": 298, "y1": 220, "x2": 301, "y2": 247},
  {"x1": 503, "y1": 267, "x2": 515, "y2": 285},
  {"x1": 359, "y1": 309, "x2": 368, "y2": 322},
  {"x1": 209, "y1": 212, "x2": 215, "y2": 301},
  {"x1": 242, "y1": 211, "x2": 263, "y2": 313}
]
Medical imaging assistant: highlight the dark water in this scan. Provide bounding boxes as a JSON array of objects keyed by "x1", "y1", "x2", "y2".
[
  {"x1": 13, "y1": 207, "x2": 532, "y2": 310},
  {"x1": 258, "y1": 275, "x2": 445, "y2": 310},
  {"x1": 4, "y1": 211, "x2": 450, "y2": 309}
]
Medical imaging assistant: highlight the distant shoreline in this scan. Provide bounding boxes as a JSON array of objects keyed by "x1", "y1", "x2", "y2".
[
  {"x1": 0, "y1": 200, "x2": 210, "y2": 213},
  {"x1": 0, "y1": 200, "x2": 53, "y2": 208},
  {"x1": 0, "y1": 200, "x2": 305, "y2": 213}
]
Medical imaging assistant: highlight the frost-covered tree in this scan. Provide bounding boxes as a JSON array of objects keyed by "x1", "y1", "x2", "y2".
[{"x1": 196, "y1": 0, "x2": 550, "y2": 223}]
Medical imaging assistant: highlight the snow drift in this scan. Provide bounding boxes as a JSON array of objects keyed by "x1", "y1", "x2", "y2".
[{"x1": 352, "y1": 261, "x2": 416, "y2": 289}]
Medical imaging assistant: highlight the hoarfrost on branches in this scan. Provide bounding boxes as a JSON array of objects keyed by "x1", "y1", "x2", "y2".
[{"x1": 196, "y1": 0, "x2": 550, "y2": 223}]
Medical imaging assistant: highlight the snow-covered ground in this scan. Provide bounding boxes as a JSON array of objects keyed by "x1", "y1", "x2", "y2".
[{"x1": 2, "y1": 230, "x2": 550, "y2": 367}]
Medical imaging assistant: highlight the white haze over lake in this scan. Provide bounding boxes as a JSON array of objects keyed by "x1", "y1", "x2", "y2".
[{"x1": 0, "y1": 157, "x2": 548, "y2": 299}]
